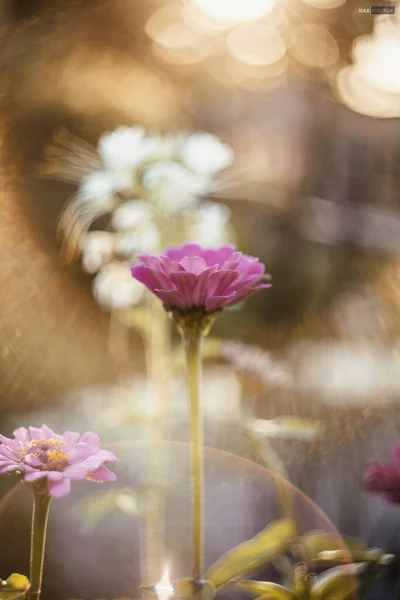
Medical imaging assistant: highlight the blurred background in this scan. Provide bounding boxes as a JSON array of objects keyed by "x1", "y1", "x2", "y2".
[{"x1": 1, "y1": 0, "x2": 400, "y2": 598}]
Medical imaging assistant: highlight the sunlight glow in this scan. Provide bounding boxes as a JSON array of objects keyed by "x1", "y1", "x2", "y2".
[{"x1": 155, "y1": 567, "x2": 175, "y2": 600}]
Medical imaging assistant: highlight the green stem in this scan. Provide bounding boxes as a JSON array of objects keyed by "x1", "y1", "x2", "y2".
[
  {"x1": 184, "y1": 331, "x2": 204, "y2": 585},
  {"x1": 28, "y1": 492, "x2": 51, "y2": 600}
]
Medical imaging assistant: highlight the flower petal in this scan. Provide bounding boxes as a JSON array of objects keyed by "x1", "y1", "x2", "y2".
[
  {"x1": 164, "y1": 244, "x2": 204, "y2": 262},
  {"x1": 178, "y1": 257, "x2": 207, "y2": 276},
  {"x1": 206, "y1": 270, "x2": 239, "y2": 298},
  {"x1": 28, "y1": 425, "x2": 56, "y2": 441},
  {"x1": 79, "y1": 432, "x2": 100, "y2": 446},
  {"x1": 201, "y1": 245, "x2": 236, "y2": 267},
  {"x1": 24, "y1": 471, "x2": 47, "y2": 483},
  {"x1": 0, "y1": 464, "x2": 19, "y2": 475},
  {"x1": 62, "y1": 431, "x2": 81, "y2": 451},
  {"x1": 13, "y1": 428, "x2": 30, "y2": 444},
  {"x1": 86, "y1": 465, "x2": 117, "y2": 482},
  {"x1": 155, "y1": 289, "x2": 186, "y2": 309},
  {"x1": 48, "y1": 477, "x2": 71, "y2": 498},
  {"x1": 205, "y1": 292, "x2": 236, "y2": 312},
  {"x1": 131, "y1": 266, "x2": 173, "y2": 296}
]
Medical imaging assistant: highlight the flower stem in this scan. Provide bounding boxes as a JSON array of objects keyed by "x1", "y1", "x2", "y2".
[
  {"x1": 141, "y1": 296, "x2": 171, "y2": 587},
  {"x1": 28, "y1": 492, "x2": 51, "y2": 600},
  {"x1": 183, "y1": 331, "x2": 204, "y2": 585}
]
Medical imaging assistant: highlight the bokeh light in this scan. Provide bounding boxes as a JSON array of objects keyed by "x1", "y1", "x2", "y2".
[
  {"x1": 336, "y1": 15, "x2": 400, "y2": 118},
  {"x1": 353, "y1": 21, "x2": 400, "y2": 94},
  {"x1": 291, "y1": 24, "x2": 339, "y2": 68},
  {"x1": 227, "y1": 24, "x2": 286, "y2": 66},
  {"x1": 191, "y1": 0, "x2": 275, "y2": 23},
  {"x1": 300, "y1": 0, "x2": 346, "y2": 8},
  {"x1": 336, "y1": 65, "x2": 400, "y2": 119}
]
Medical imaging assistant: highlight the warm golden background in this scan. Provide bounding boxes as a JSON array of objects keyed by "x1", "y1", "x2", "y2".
[{"x1": 1, "y1": 1, "x2": 400, "y2": 598}]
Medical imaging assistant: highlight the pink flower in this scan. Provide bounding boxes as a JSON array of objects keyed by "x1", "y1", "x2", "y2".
[
  {"x1": 0, "y1": 425, "x2": 117, "y2": 498},
  {"x1": 130, "y1": 243, "x2": 271, "y2": 313},
  {"x1": 364, "y1": 444, "x2": 400, "y2": 503}
]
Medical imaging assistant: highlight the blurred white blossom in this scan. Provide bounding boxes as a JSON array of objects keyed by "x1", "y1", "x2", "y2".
[
  {"x1": 81, "y1": 231, "x2": 115, "y2": 274},
  {"x1": 92, "y1": 262, "x2": 145, "y2": 309},
  {"x1": 78, "y1": 171, "x2": 117, "y2": 210},
  {"x1": 142, "y1": 161, "x2": 207, "y2": 212},
  {"x1": 98, "y1": 126, "x2": 155, "y2": 172},
  {"x1": 115, "y1": 225, "x2": 160, "y2": 257},
  {"x1": 182, "y1": 132, "x2": 234, "y2": 175},
  {"x1": 111, "y1": 200, "x2": 153, "y2": 231},
  {"x1": 48, "y1": 126, "x2": 235, "y2": 312},
  {"x1": 189, "y1": 201, "x2": 231, "y2": 246}
]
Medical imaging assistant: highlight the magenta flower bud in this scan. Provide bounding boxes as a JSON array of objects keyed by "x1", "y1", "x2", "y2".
[
  {"x1": 0, "y1": 425, "x2": 117, "y2": 498},
  {"x1": 131, "y1": 243, "x2": 271, "y2": 314},
  {"x1": 364, "y1": 444, "x2": 400, "y2": 504}
]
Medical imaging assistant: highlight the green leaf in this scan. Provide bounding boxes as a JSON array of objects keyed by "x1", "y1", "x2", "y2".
[
  {"x1": 205, "y1": 518, "x2": 297, "y2": 588},
  {"x1": 0, "y1": 574, "x2": 30, "y2": 599},
  {"x1": 302, "y1": 531, "x2": 366, "y2": 560},
  {"x1": 310, "y1": 563, "x2": 367, "y2": 600},
  {"x1": 236, "y1": 581, "x2": 296, "y2": 599}
]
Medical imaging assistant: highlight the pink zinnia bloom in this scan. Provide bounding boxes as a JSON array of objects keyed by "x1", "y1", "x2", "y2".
[
  {"x1": 130, "y1": 243, "x2": 271, "y2": 313},
  {"x1": 0, "y1": 425, "x2": 117, "y2": 498},
  {"x1": 364, "y1": 444, "x2": 400, "y2": 503}
]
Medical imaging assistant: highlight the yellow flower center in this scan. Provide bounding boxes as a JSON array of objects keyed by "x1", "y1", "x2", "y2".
[
  {"x1": 20, "y1": 438, "x2": 69, "y2": 470},
  {"x1": 46, "y1": 449, "x2": 69, "y2": 470}
]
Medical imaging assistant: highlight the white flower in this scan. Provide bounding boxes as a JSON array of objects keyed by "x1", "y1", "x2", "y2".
[
  {"x1": 145, "y1": 132, "x2": 188, "y2": 162},
  {"x1": 111, "y1": 200, "x2": 153, "y2": 231},
  {"x1": 142, "y1": 161, "x2": 207, "y2": 212},
  {"x1": 189, "y1": 201, "x2": 231, "y2": 246},
  {"x1": 92, "y1": 262, "x2": 145, "y2": 309},
  {"x1": 115, "y1": 225, "x2": 160, "y2": 257},
  {"x1": 98, "y1": 126, "x2": 158, "y2": 172},
  {"x1": 81, "y1": 231, "x2": 115, "y2": 274},
  {"x1": 78, "y1": 171, "x2": 117, "y2": 212},
  {"x1": 182, "y1": 132, "x2": 234, "y2": 176}
]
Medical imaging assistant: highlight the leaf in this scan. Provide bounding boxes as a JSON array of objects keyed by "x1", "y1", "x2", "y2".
[
  {"x1": 236, "y1": 581, "x2": 296, "y2": 599},
  {"x1": 250, "y1": 417, "x2": 322, "y2": 441},
  {"x1": 310, "y1": 563, "x2": 368, "y2": 600},
  {"x1": 302, "y1": 531, "x2": 366, "y2": 560},
  {"x1": 205, "y1": 518, "x2": 297, "y2": 588},
  {"x1": 0, "y1": 574, "x2": 30, "y2": 600}
]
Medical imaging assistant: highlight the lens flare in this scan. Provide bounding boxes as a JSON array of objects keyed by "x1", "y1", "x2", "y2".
[{"x1": 155, "y1": 567, "x2": 175, "y2": 600}]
